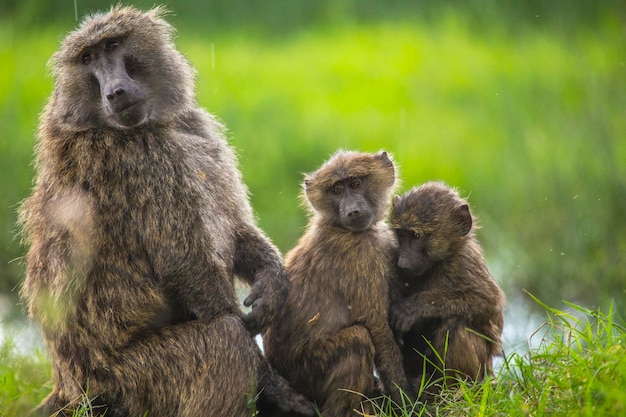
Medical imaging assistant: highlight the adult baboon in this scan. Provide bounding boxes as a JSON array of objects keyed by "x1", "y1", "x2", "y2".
[
  {"x1": 18, "y1": 6, "x2": 311, "y2": 417},
  {"x1": 389, "y1": 181, "x2": 505, "y2": 395},
  {"x1": 263, "y1": 151, "x2": 412, "y2": 417}
]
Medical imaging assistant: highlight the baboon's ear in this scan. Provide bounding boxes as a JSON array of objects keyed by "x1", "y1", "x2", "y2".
[
  {"x1": 376, "y1": 151, "x2": 393, "y2": 167},
  {"x1": 454, "y1": 204, "x2": 473, "y2": 236},
  {"x1": 303, "y1": 174, "x2": 313, "y2": 190},
  {"x1": 392, "y1": 195, "x2": 401, "y2": 210}
]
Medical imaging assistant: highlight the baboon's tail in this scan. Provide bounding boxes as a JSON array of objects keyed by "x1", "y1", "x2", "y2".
[{"x1": 257, "y1": 358, "x2": 315, "y2": 416}]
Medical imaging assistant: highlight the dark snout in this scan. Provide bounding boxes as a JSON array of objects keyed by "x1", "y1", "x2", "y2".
[
  {"x1": 340, "y1": 199, "x2": 371, "y2": 232},
  {"x1": 100, "y1": 77, "x2": 147, "y2": 127},
  {"x1": 95, "y1": 59, "x2": 148, "y2": 128},
  {"x1": 397, "y1": 252, "x2": 413, "y2": 270},
  {"x1": 397, "y1": 250, "x2": 428, "y2": 275},
  {"x1": 345, "y1": 203, "x2": 361, "y2": 220},
  {"x1": 104, "y1": 80, "x2": 136, "y2": 114},
  {"x1": 341, "y1": 200, "x2": 361, "y2": 220}
]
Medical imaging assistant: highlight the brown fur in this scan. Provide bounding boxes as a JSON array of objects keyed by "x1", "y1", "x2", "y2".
[
  {"x1": 263, "y1": 151, "x2": 412, "y2": 417},
  {"x1": 18, "y1": 6, "x2": 311, "y2": 417},
  {"x1": 389, "y1": 181, "x2": 505, "y2": 396}
]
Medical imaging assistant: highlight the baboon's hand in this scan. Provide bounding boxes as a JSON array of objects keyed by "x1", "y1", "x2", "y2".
[
  {"x1": 390, "y1": 299, "x2": 419, "y2": 334},
  {"x1": 242, "y1": 284, "x2": 265, "y2": 334},
  {"x1": 242, "y1": 269, "x2": 288, "y2": 335},
  {"x1": 393, "y1": 329, "x2": 406, "y2": 347}
]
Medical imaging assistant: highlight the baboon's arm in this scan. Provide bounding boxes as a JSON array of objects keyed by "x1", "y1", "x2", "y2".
[
  {"x1": 234, "y1": 225, "x2": 288, "y2": 335},
  {"x1": 19, "y1": 188, "x2": 88, "y2": 323},
  {"x1": 151, "y1": 220, "x2": 241, "y2": 323},
  {"x1": 367, "y1": 315, "x2": 413, "y2": 402},
  {"x1": 390, "y1": 288, "x2": 491, "y2": 334},
  {"x1": 23, "y1": 224, "x2": 72, "y2": 318}
]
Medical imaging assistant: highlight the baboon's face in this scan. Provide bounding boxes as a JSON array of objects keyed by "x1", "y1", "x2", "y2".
[
  {"x1": 395, "y1": 228, "x2": 432, "y2": 275},
  {"x1": 78, "y1": 36, "x2": 151, "y2": 128},
  {"x1": 327, "y1": 176, "x2": 376, "y2": 232},
  {"x1": 51, "y1": 8, "x2": 196, "y2": 130},
  {"x1": 391, "y1": 187, "x2": 473, "y2": 276}
]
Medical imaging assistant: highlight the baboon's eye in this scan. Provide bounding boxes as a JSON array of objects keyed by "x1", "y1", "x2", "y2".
[
  {"x1": 412, "y1": 231, "x2": 422, "y2": 240},
  {"x1": 349, "y1": 178, "x2": 361, "y2": 189},
  {"x1": 81, "y1": 52, "x2": 95, "y2": 65},
  {"x1": 104, "y1": 39, "x2": 120, "y2": 52},
  {"x1": 331, "y1": 187, "x2": 342, "y2": 195}
]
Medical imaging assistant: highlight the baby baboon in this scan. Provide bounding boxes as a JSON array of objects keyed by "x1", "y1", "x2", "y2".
[
  {"x1": 389, "y1": 181, "x2": 505, "y2": 394},
  {"x1": 18, "y1": 6, "x2": 311, "y2": 417},
  {"x1": 263, "y1": 151, "x2": 412, "y2": 417}
]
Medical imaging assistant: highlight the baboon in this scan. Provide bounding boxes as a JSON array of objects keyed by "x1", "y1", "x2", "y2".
[
  {"x1": 263, "y1": 151, "x2": 412, "y2": 417},
  {"x1": 389, "y1": 181, "x2": 505, "y2": 395},
  {"x1": 18, "y1": 6, "x2": 312, "y2": 417}
]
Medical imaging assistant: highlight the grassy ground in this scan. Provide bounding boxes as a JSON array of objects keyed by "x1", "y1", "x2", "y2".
[
  {"x1": 1, "y1": 298, "x2": 624, "y2": 416},
  {"x1": 0, "y1": 337, "x2": 49, "y2": 416}
]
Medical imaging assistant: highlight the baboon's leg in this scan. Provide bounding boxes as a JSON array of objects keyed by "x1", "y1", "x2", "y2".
[
  {"x1": 306, "y1": 325, "x2": 375, "y2": 417},
  {"x1": 428, "y1": 320, "x2": 492, "y2": 384},
  {"x1": 108, "y1": 316, "x2": 260, "y2": 417},
  {"x1": 439, "y1": 326, "x2": 492, "y2": 381}
]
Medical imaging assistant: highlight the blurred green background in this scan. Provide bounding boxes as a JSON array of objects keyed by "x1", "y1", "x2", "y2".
[{"x1": 1, "y1": 0, "x2": 624, "y2": 326}]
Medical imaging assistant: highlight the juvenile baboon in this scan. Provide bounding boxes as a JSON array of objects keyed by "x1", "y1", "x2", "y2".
[
  {"x1": 263, "y1": 150, "x2": 412, "y2": 417},
  {"x1": 18, "y1": 6, "x2": 312, "y2": 417},
  {"x1": 389, "y1": 181, "x2": 505, "y2": 395}
]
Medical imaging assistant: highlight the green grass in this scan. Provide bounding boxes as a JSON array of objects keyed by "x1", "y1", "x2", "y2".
[
  {"x1": 359, "y1": 296, "x2": 626, "y2": 417},
  {"x1": 0, "y1": 336, "x2": 50, "y2": 416},
  {"x1": 1, "y1": 297, "x2": 624, "y2": 416},
  {"x1": 182, "y1": 17, "x2": 625, "y2": 311},
  {"x1": 1, "y1": 10, "x2": 624, "y2": 310}
]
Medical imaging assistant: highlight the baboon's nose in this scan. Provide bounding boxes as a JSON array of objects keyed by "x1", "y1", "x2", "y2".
[
  {"x1": 397, "y1": 256, "x2": 410, "y2": 270},
  {"x1": 106, "y1": 87, "x2": 126, "y2": 102},
  {"x1": 347, "y1": 209, "x2": 360, "y2": 217}
]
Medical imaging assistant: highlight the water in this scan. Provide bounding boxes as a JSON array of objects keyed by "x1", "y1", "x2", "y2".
[
  {"x1": 502, "y1": 295, "x2": 545, "y2": 354},
  {"x1": 1, "y1": 289, "x2": 545, "y2": 363},
  {"x1": 0, "y1": 294, "x2": 45, "y2": 355}
]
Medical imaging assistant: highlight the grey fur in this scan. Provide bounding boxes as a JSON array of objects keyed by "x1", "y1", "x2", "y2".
[{"x1": 18, "y1": 6, "x2": 311, "y2": 417}]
